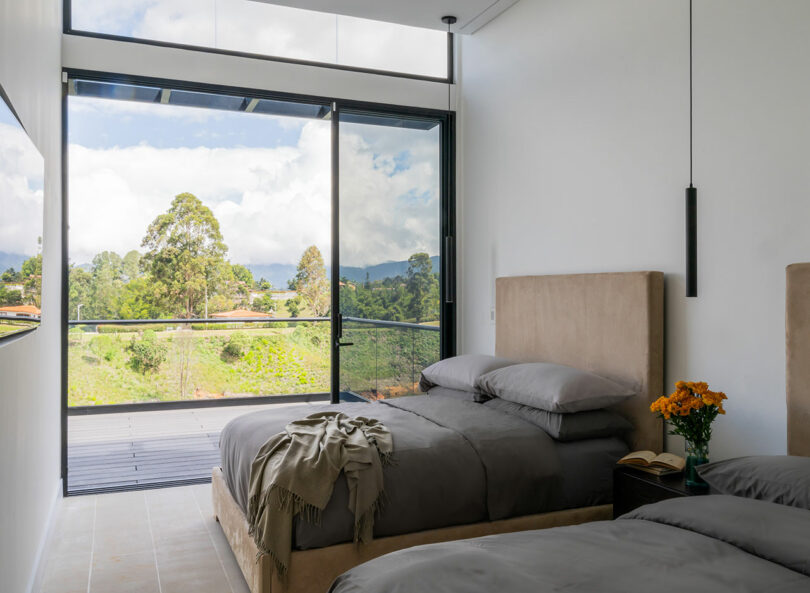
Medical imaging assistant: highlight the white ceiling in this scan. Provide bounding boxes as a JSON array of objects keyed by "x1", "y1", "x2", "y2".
[{"x1": 249, "y1": 0, "x2": 520, "y2": 34}]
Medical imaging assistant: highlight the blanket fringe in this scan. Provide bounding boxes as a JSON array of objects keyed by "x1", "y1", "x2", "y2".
[{"x1": 247, "y1": 484, "x2": 326, "y2": 579}]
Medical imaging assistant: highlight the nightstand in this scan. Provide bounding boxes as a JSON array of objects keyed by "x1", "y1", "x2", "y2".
[{"x1": 612, "y1": 466, "x2": 715, "y2": 518}]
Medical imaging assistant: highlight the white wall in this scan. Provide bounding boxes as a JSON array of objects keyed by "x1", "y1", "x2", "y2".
[
  {"x1": 459, "y1": 0, "x2": 810, "y2": 459},
  {"x1": 0, "y1": 0, "x2": 63, "y2": 591}
]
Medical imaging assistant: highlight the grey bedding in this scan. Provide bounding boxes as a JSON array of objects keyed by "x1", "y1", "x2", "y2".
[
  {"x1": 330, "y1": 495, "x2": 810, "y2": 593},
  {"x1": 219, "y1": 395, "x2": 626, "y2": 550}
]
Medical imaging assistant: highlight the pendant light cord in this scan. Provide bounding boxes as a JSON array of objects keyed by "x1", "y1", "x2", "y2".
[{"x1": 689, "y1": 0, "x2": 693, "y2": 187}]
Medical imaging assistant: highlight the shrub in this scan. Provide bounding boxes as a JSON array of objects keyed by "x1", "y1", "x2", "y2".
[
  {"x1": 222, "y1": 331, "x2": 250, "y2": 360},
  {"x1": 191, "y1": 323, "x2": 229, "y2": 331},
  {"x1": 90, "y1": 334, "x2": 120, "y2": 362},
  {"x1": 128, "y1": 330, "x2": 168, "y2": 374},
  {"x1": 98, "y1": 324, "x2": 165, "y2": 334}
]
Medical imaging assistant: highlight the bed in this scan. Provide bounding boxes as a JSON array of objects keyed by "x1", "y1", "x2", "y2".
[
  {"x1": 212, "y1": 271, "x2": 665, "y2": 593},
  {"x1": 326, "y1": 263, "x2": 810, "y2": 593}
]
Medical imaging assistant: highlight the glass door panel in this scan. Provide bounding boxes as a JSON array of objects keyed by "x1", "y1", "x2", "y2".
[{"x1": 337, "y1": 110, "x2": 444, "y2": 400}]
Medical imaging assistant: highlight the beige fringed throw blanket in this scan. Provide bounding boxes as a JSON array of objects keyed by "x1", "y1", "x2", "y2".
[{"x1": 246, "y1": 411, "x2": 393, "y2": 577}]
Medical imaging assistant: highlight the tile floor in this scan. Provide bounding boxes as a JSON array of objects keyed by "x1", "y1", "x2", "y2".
[{"x1": 37, "y1": 484, "x2": 249, "y2": 593}]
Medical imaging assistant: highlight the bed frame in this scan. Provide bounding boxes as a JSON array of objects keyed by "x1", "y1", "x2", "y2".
[{"x1": 213, "y1": 271, "x2": 665, "y2": 593}]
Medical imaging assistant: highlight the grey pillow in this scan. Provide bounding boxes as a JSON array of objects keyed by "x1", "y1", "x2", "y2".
[
  {"x1": 475, "y1": 362, "x2": 635, "y2": 413},
  {"x1": 419, "y1": 354, "x2": 517, "y2": 395},
  {"x1": 483, "y1": 397, "x2": 633, "y2": 441},
  {"x1": 697, "y1": 456, "x2": 810, "y2": 510},
  {"x1": 424, "y1": 385, "x2": 479, "y2": 402}
]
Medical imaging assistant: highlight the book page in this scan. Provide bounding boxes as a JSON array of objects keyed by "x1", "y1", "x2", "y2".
[
  {"x1": 652, "y1": 453, "x2": 686, "y2": 470},
  {"x1": 618, "y1": 450, "x2": 657, "y2": 465}
]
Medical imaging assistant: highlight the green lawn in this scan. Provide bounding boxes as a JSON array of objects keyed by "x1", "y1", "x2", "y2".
[
  {"x1": 67, "y1": 321, "x2": 441, "y2": 406},
  {"x1": 67, "y1": 323, "x2": 330, "y2": 406},
  {"x1": 0, "y1": 321, "x2": 37, "y2": 337}
]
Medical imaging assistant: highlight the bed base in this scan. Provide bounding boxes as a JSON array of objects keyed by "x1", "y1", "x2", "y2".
[{"x1": 212, "y1": 467, "x2": 612, "y2": 593}]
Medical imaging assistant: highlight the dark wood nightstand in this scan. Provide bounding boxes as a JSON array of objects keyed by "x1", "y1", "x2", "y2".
[{"x1": 613, "y1": 466, "x2": 715, "y2": 518}]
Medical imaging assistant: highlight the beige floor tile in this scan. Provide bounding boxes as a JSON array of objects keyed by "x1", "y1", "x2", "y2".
[
  {"x1": 202, "y1": 515, "x2": 251, "y2": 593},
  {"x1": 155, "y1": 538, "x2": 232, "y2": 593},
  {"x1": 48, "y1": 502, "x2": 95, "y2": 558},
  {"x1": 39, "y1": 552, "x2": 91, "y2": 593},
  {"x1": 39, "y1": 485, "x2": 248, "y2": 593},
  {"x1": 93, "y1": 522, "x2": 154, "y2": 557},
  {"x1": 89, "y1": 550, "x2": 160, "y2": 593}
]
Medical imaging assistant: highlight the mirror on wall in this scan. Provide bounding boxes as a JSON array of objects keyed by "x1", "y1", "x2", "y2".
[{"x1": 0, "y1": 84, "x2": 44, "y2": 342}]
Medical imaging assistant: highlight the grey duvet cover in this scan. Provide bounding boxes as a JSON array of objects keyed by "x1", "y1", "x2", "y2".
[
  {"x1": 329, "y1": 495, "x2": 810, "y2": 593},
  {"x1": 219, "y1": 395, "x2": 625, "y2": 550}
]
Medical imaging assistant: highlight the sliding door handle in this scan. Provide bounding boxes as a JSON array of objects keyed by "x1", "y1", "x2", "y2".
[{"x1": 336, "y1": 341, "x2": 354, "y2": 347}]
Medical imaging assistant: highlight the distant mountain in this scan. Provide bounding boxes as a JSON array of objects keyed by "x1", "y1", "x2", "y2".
[
  {"x1": 339, "y1": 256, "x2": 440, "y2": 284},
  {"x1": 0, "y1": 252, "x2": 28, "y2": 273},
  {"x1": 246, "y1": 256, "x2": 440, "y2": 289}
]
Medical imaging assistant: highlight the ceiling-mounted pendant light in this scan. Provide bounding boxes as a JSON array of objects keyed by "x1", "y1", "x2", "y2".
[
  {"x1": 442, "y1": 16, "x2": 457, "y2": 112},
  {"x1": 685, "y1": 0, "x2": 698, "y2": 297}
]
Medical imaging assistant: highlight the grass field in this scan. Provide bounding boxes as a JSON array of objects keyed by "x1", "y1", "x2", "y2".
[
  {"x1": 0, "y1": 321, "x2": 37, "y2": 338},
  {"x1": 67, "y1": 320, "x2": 441, "y2": 406},
  {"x1": 67, "y1": 322, "x2": 331, "y2": 406}
]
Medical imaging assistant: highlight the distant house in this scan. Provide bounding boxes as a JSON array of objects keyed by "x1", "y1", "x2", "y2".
[
  {"x1": 0, "y1": 304, "x2": 41, "y2": 320},
  {"x1": 210, "y1": 309, "x2": 272, "y2": 319}
]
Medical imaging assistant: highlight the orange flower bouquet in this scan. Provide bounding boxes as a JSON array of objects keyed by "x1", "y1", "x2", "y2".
[{"x1": 650, "y1": 381, "x2": 727, "y2": 486}]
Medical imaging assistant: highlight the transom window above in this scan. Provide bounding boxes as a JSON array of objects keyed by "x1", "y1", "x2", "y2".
[{"x1": 68, "y1": 0, "x2": 451, "y2": 80}]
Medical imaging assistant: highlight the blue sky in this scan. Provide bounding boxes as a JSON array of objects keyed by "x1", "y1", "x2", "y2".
[{"x1": 69, "y1": 100, "x2": 304, "y2": 150}]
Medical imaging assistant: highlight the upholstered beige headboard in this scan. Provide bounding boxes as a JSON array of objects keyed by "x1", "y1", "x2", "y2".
[
  {"x1": 495, "y1": 272, "x2": 664, "y2": 452},
  {"x1": 786, "y1": 263, "x2": 810, "y2": 456}
]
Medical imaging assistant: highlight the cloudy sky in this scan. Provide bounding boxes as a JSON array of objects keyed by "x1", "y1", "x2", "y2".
[
  {"x1": 70, "y1": 0, "x2": 447, "y2": 78},
  {"x1": 68, "y1": 94, "x2": 441, "y2": 269},
  {"x1": 0, "y1": 101, "x2": 44, "y2": 258}
]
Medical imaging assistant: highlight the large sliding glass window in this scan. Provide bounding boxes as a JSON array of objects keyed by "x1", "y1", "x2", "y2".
[
  {"x1": 67, "y1": 79, "x2": 332, "y2": 407},
  {"x1": 66, "y1": 74, "x2": 454, "y2": 409},
  {"x1": 68, "y1": 1, "x2": 450, "y2": 80}
]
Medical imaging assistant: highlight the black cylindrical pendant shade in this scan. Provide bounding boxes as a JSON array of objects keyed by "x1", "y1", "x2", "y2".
[{"x1": 685, "y1": 186, "x2": 697, "y2": 297}]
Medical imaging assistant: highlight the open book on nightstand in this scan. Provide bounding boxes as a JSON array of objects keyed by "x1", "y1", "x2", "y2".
[{"x1": 617, "y1": 451, "x2": 686, "y2": 476}]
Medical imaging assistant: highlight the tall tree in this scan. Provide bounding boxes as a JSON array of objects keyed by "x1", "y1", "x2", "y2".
[
  {"x1": 122, "y1": 250, "x2": 142, "y2": 282},
  {"x1": 68, "y1": 266, "x2": 93, "y2": 319},
  {"x1": 21, "y1": 254, "x2": 43, "y2": 307},
  {"x1": 1, "y1": 267, "x2": 20, "y2": 282},
  {"x1": 90, "y1": 251, "x2": 123, "y2": 319},
  {"x1": 231, "y1": 264, "x2": 254, "y2": 287},
  {"x1": 293, "y1": 245, "x2": 330, "y2": 316},
  {"x1": 141, "y1": 192, "x2": 228, "y2": 319},
  {"x1": 406, "y1": 252, "x2": 439, "y2": 323}
]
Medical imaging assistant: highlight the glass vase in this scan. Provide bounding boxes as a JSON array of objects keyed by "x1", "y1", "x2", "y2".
[{"x1": 684, "y1": 439, "x2": 709, "y2": 488}]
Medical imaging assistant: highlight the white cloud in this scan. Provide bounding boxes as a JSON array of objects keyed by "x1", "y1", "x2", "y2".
[
  {"x1": 70, "y1": 0, "x2": 444, "y2": 77},
  {"x1": 0, "y1": 122, "x2": 44, "y2": 257},
  {"x1": 68, "y1": 119, "x2": 440, "y2": 269}
]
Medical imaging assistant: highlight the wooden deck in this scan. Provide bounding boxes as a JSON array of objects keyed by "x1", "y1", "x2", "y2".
[{"x1": 67, "y1": 402, "x2": 312, "y2": 493}]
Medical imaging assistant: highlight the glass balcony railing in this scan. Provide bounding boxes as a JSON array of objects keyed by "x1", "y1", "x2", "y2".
[
  {"x1": 340, "y1": 317, "x2": 441, "y2": 400},
  {"x1": 67, "y1": 316, "x2": 441, "y2": 407},
  {"x1": 67, "y1": 317, "x2": 330, "y2": 407}
]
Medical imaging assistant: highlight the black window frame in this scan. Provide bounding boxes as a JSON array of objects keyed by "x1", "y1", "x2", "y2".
[
  {"x1": 60, "y1": 69, "x2": 456, "y2": 495},
  {"x1": 63, "y1": 0, "x2": 455, "y2": 84}
]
